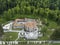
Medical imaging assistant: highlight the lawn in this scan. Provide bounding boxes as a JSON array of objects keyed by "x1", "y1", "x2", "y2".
[
  {"x1": 51, "y1": 43, "x2": 60, "y2": 45},
  {"x1": 12, "y1": 27, "x2": 23, "y2": 30},
  {"x1": 2, "y1": 32, "x2": 18, "y2": 41},
  {"x1": 13, "y1": 14, "x2": 39, "y2": 19},
  {"x1": 47, "y1": 20, "x2": 58, "y2": 29},
  {"x1": 17, "y1": 36, "x2": 49, "y2": 41}
]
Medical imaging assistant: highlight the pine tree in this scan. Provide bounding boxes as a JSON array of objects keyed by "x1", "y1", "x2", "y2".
[{"x1": 0, "y1": 24, "x2": 3, "y2": 37}]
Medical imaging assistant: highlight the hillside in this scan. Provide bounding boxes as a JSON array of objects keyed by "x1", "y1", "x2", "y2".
[{"x1": 0, "y1": 0, "x2": 60, "y2": 24}]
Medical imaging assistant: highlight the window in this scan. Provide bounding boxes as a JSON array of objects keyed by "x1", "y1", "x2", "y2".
[{"x1": 35, "y1": 29, "x2": 37, "y2": 31}]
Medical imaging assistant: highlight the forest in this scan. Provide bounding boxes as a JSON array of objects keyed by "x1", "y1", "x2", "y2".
[{"x1": 0, "y1": 0, "x2": 60, "y2": 24}]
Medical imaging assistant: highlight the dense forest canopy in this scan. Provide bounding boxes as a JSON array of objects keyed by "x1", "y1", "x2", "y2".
[{"x1": 0, "y1": 0, "x2": 60, "y2": 25}]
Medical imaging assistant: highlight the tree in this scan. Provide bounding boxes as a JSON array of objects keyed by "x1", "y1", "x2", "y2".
[
  {"x1": 57, "y1": 15, "x2": 60, "y2": 25},
  {"x1": 50, "y1": 27, "x2": 60, "y2": 40},
  {"x1": 48, "y1": 10, "x2": 58, "y2": 21},
  {"x1": 41, "y1": 26, "x2": 47, "y2": 36},
  {"x1": 0, "y1": 24, "x2": 3, "y2": 37},
  {"x1": 42, "y1": 18, "x2": 49, "y2": 26},
  {"x1": 39, "y1": 8, "x2": 45, "y2": 17},
  {"x1": 14, "y1": 5, "x2": 20, "y2": 14}
]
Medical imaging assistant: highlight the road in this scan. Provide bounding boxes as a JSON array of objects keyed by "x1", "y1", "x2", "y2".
[{"x1": 0, "y1": 41, "x2": 60, "y2": 45}]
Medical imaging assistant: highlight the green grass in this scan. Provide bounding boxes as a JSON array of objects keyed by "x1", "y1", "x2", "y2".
[
  {"x1": 12, "y1": 27, "x2": 23, "y2": 30},
  {"x1": 47, "y1": 20, "x2": 58, "y2": 29},
  {"x1": 17, "y1": 36, "x2": 49, "y2": 41},
  {"x1": 13, "y1": 14, "x2": 39, "y2": 19},
  {"x1": 17, "y1": 37, "x2": 26, "y2": 41},
  {"x1": 51, "y1": 43, "x2": 60, "y2": 45},
  {"x1": 17, "y1": 37, "x2": 39, "y2": 41},
  {"x1": 2, "y1": 21, "x2": 10, "y2": 26},
  {"x1": 2, "y1": 32, "x2": 18, "y2": 41}
]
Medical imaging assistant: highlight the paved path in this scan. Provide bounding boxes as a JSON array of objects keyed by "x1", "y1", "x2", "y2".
[
  {"x1": 4, "y1": 29, "x2": 24, "y2": 32},
  {"x1": 15, "y1": 37, "x2": 19, "y2": 41}
]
